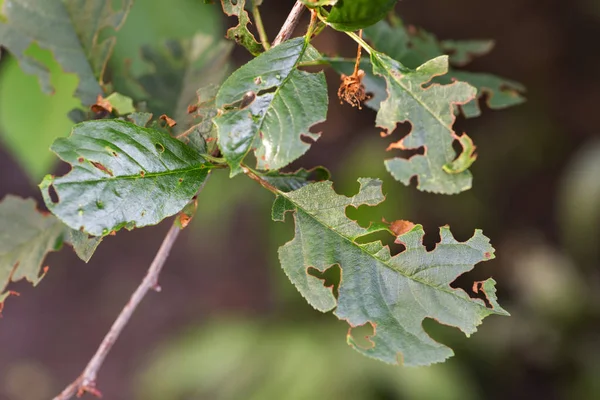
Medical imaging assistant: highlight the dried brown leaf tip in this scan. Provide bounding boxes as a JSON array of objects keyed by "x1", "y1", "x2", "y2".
[
  {"x1": 159, "y1": 114, "x2": 177, "y2": 127},
  {"x1": 389, "y1": 220, "x2": 416, "y2": 236},
  {"x1": 91, "y1": 94, "x2": 112, "y2": 113},
  {"x1": 338, "y1": 69, "x2": 369, "y2": 109}
]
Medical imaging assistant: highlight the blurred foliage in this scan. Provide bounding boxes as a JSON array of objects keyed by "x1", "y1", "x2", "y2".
[{"x1": 135, "y1": 318, "x2": 479, "y2": 400}]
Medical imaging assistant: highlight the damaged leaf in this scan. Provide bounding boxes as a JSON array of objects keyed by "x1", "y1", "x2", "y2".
[
  {"x1": 372, "y1": 53, "x2": 475, "y2": 194},
  {"x1": 215, "y1": 37, "x2": 327, "y2": 176},
  {"x1": 259, "y1": 166, "x2": 330, "y2": 193},
  {"x1": 0, "y1": 0, "x2": 131, "y2": 105},
  {"x1": 39, "y1": 120, "x2": 211, "y2": 236},
  {"x1": 274, "y1": 178, "x2": 507, "y2": 366},
  {"x1": 220, "y1": 0, "x2": 263, "y2": 56},
  {"x1": 0, "y1": 196, "x2": 67, "y2": 307}
]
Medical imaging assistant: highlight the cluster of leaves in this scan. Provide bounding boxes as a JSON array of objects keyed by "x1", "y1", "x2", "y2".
[{"x1": 0, "y1": 0, "x2": 522, "y2": 367}]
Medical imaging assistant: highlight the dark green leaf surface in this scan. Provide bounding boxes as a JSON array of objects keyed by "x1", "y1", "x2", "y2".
[
  {"x1": 371, "y1": 53, "x2": 475, "y2": 194},
  {"x1": 0, "y1": 0, "x2": 131, "y2": 105},
  {"x1": 327, "y1": 0, "x2": 398, "y2": 31},
  {"x1": 0, "y1": 196, "x2": 67, "y2": 305},
  {"x1": 40, "y1": 120, "x2": 210, "y2": 236},
  {"x1": 260, "y1": 167, "x2": 330, "y2": 193},
  {"x1": 215, "y1": 37, "x2": 327, "y2": 176},
  {"x1": 220, "y1": 0, "x2": 262, "y2": 55},
  {"x1": 274, "y1": 178, "x2": 507, "y2": 366}
]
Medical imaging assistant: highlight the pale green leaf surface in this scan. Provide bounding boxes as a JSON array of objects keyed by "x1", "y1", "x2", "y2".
[
  {"x1": 275, "y1": 178, "x2": 507, "y2": 366},
  {"x1": 327, "y1": 0, "x2": 398, "y2": 31},
  {"x1": 215, "y1": 37, "x2": 327, "y2": 175},
  {"x1": 363, "y1": 20, "x2": 525, "y2": 116},
  {"x1": 40, "y1": 120, "x2": 210, "y2": 236},
  {"x1": 220, "y1": 0, "x2": 262, "y2": 56},
  {"x1": 260, "y1": 166, "x2": 330, "y2": 193},
  {"x1": 103, "y1": 92, "x2": 135, "y2": 115},
  {"x1": 0, "y1": 196, "x2": 66, "y2": 305},
  {"x1": 68, "y1": 229, "x2": 102, "y2": 263},
  {"x1": 372, "y1": 53, "x2": 475, "y2": 194}
]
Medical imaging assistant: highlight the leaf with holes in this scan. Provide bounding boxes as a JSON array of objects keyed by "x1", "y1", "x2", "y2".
[
  {"x1": 362, "y1": 20, "x2": 526, "y2": 117},
  {"x1": 259, "y1": 166, "x2": 330, "y2": 193},
  {"x1": 39, "y1": 120, "x2": 212, "y2": 236},
  {"x1": 371, "y1": 52, "x2": 476, "y2": 194},
  {"x1": 0, "y1": 196, "x2": 67, "y2": 308},
  {"x1": 0, "y1": 0, "x2": 131, "y2": 105},
  {"x1": 326, "y1": 0, "x2": 398, "y2": 31},
  {"x1": 214, "y1": 37, "x2": 327, "y2": 176},
  {"x1": 273, "y1": 178, "x2": 507, "y2": 366},
  {"x1": 219, "y1": 0, "x2": 262, "y2": 56}
]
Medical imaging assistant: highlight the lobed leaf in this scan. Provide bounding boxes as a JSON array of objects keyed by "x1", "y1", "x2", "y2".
[
  {"x1": 215, "y1": 37, "x2": 327, "y2": 176},
  {"x1": 0, "y1": 196, "x2": 67, "y2": 307},
  {"x1": 0, "y1": 0, "x2": 131, "y2": 105},
  {"x1": 327, "y1": 0, "x2": 398, "y2": 31},
  {"x1": 219, "y1": 0, "x2": 262, "y2": 56},
  {"x1": 40, "y1": 120, "x2": 211, "y2": 236},
  {"x1": 371, "y1": 53, "x2": 475, "y2": 194},
  {"x1": 274, "y1": 178, "x2": 507, "y2": 366}
]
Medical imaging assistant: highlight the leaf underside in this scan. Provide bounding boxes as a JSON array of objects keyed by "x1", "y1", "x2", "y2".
[
  {"x1": 274, "y1": 178, "x2": 507, "y2": 366},
  {"x1": 40, "y1": 120, "x2": 210, "y2": 236},
  {"x1": 0, "y1": 196, "x2": 66, "y2": 305},
  {"x1": 215, "y1": 37, "x2": 327, "y2": 176},
  {"x1": 372, "y1": 53, "x2": 475, "y2": 194},
  {"x1": 219, "y1": 0, "x2": 262, "y2": 56}
]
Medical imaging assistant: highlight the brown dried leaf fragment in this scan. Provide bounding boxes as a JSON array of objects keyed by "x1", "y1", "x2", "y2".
[
  {"x1": 338, "y1": 70, "x2": 371, "y2": 109},
  {"x1": 159, "y1": 114, "x2": 177, "y2": 127},
  {"x1": 91, "y1": 94, "x2": 113, "y2": 113}
]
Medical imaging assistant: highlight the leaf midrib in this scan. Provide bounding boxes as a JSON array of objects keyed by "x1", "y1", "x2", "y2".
[
  {"x1": 56, "y1": 164, "x2": 209, "y2": 185},
  {"x1": 283, "y1": 191, "x2": 492, "y2": 312}
]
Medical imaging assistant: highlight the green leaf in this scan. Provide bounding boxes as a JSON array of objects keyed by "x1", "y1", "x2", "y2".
[
  {"x1": 0, "y1": 0, "x2": 131, "y2": 105},
  {"x1": 219, "y1": 0, "x2": 262, "y2": 56},
  {"x1": 68, "y1": 229, "x2": 102, "y2": 263},
  {"x1": 443, "y1": 133, "x2": 477, "y2": 174},
  {"x1": 0, "y1": 196, "x2": 67, "y2": 306},
  {"x1": 259, "y1": 166, "x2": 330, "y2": 193},
  {"x1": 102, "y1": 92, "x2": 136, "y2": 115},
  {"x1": 300, "y1": 0, "x2": 338, "y2": 7},
  {"x1": 115, "y1": 34, "x2": 232, "y2": 130},
  {"x1": 326, "y1": 0, "x2": 398, "y2": 31},
  {"x1": 274, "y1": 178, "x2": 507, "y2": 366},
  {"x1": 362, "y1": 20, "x2": 525, "y2": 117},
  {"x1": 372, "y1": 53, "x2": 475, "y2": 194},
  {"x1": 64, "y1": 0, "x2": 133, "y2": 82},
  {"x1": 215, "y1": 37, "x2": 327, "y2": 176},
  {"x1": 39, "y1": 120, "x2": 211, "y2": 236}
]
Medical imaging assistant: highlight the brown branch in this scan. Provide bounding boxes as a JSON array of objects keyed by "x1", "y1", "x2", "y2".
[
  {"x1": 53, "y1": 222, "x2": 182, "y2": 400},
  {"x1": 272, "y1": 1, "x2": 306, "y2": 46}
]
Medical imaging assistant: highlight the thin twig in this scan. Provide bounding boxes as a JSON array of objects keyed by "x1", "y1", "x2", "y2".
[
  {"x1": 54, "y1": 223, "x2": 181, "y2": 400},
  {"x1": 272, "y1": 1, "x2": 306, "y2": 46},
  {"x1": 251, "y1": 1, "x2": 270, "y2": 50},
  {"x1": 53, "y1": 176, "x2": 210, "y2": 400},
  {"x1": 352, "y1": 29, "x2": 363, "y2": 77}
]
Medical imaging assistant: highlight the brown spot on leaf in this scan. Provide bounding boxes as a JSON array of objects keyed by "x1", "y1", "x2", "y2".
[
  {"x1": 159, "y1": 114, "x2": 177, "y2": 127},
  {"x1": 140, "y1": 170, "x2": 145, "y2": 177},
  {"x1": 187, "y1": 104, "x2": 198, "y2": 114},
  {"x1": 389, "y1": 220, "x2": 416, "y2": 236},
  {"x1": 78, "y1": 157, "x2": 84, "y2": 163},
  {"x1": 484, "y1": 252, "x2": 492, "y2": 259},
  {"x1": 91, "y1": 161, "x2": 113, "y2": 176}
]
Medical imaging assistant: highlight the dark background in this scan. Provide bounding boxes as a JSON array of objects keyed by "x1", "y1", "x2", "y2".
[{"x1": 1, "y1": 0, "x2": 599, "y2": 399}]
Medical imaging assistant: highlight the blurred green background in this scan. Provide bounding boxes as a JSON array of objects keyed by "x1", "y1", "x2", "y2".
[{"x1": 1, "y1": 0, "x2": 600, "y2": 399}]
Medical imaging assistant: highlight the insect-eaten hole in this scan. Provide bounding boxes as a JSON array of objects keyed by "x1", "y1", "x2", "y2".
[
  {"x1": 240, "y1": 91, "x2": 257, "y2": 109},
  {"x1": 422, "y1": 226, "x2": 441, "y2": 252},
  {"x1": 90, "y1": 161, "x2": 113, "y2": 176},
  {"x1": 47, "y1": 184, "x2": 59, "y2": 204},
  {"x1": 348, "y1": 322, "x2": 375, "y2": 350},
  {"x1": 345, "y1": 203, "x2": 384, "y2": 229},
  {"x1": 307, "y1": 265, "x2": 341, "y2": 299},
  {"x1": 451, "y1": 269, "x2": 493, "y2": 307},
  {"x1": 155, "y1": 143, "x2": 165, "y2": 153},
  {"x1": 354, "y1": 231, "x2": 406, "y2": 256}
]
